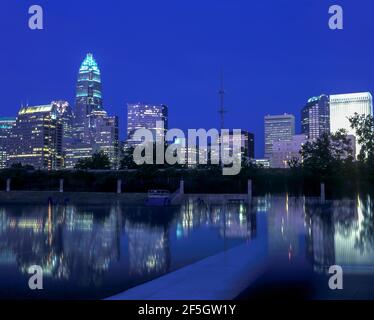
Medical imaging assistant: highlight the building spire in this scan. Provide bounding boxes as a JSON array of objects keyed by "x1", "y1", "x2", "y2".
[{"x1": 218, "y1": 69, "x2": 227, "y2": 131}]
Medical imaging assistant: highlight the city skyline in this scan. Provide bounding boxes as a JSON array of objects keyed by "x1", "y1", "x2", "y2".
[
  {"x1": 2, "y1": 51, "x2": 374, "y2": 164},
  {"x1": 3, "y1": 0, "x2": 374, "y2": 158}
]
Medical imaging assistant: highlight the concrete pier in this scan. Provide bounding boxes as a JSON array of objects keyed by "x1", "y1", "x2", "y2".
[
  {"x1": 6, "y1": 179, "x2": 10, "y2": 192},
  {"x1": 248, "y1": 179, "x2": 252, "y2": 203},
  {"x1": 180, "y1": 179, "x2": 184, "y2": 195},
  {"x1": 117, "y1": 179, "x2": 122, "y2": 194},
  {"x1": 320, "y1": 182, "x2": 325, "y2": 203},
  {"x1": 108, "y1": 214, "x2": 268, "y2": 300},
  {"x1": 59, "y1": 179, "x2": 64, "y2": 193}
]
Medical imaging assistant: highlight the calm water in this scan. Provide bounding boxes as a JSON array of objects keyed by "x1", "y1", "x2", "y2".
[{"x1": 0, "y1": 196, "x2": 374, "y2": 300}]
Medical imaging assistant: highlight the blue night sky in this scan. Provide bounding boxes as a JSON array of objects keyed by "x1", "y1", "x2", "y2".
[{"x1": 1, "y1": 0, "x2": 374, "y2": 157}]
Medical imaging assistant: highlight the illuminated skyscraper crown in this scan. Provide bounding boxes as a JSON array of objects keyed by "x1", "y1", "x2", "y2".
[{"x1": 79, "y1": 53, "x2": 100, "y2": 74}]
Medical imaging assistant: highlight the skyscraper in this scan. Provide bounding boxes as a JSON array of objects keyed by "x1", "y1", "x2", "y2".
[
  {"x1": 220, "y1": 130, "x2": 255, "y2": 161},
  {"x1": 52, "y1": 100, "x2": 74, "y2": 148},
  {"x1": 85, "y1": 110, "x2": 119, "y2": 168},
  {"x1": 126, "y1": 103, "x2": 168, "y2": 145},
  {"x1": 0, "y1": 117, "x2": 16, "y2": 169},
  {"x1": 301, "y1": 94, "x2": 330, "y2": 139},
  {"x1": 65, "y1": 110, "x2": 119, "y2": 169},
  {"x1": 271, "y1": 134, "x2": 308, "y2": 168},
  {"x1": 75, "y1": 53, "x2": 103, "y2": 129},
  {"x1": 7, "y1": 105, "x2": 63, "y2": 170},
  {"x1": 330, "y1": 92, "x2": 373, "y2": 156},
  {"x1": 264, "y1": 114, "x2": 295, "y2": 159}
]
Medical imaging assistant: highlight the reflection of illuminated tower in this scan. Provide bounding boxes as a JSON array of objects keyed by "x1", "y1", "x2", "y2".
[
  {"x1": 304, "y1": 201, "x2": 336, "y2": 273},
  {"x1": 219, "y1": 204, "x2": 254, "y2": 239},
  {"x1": 125, "y1": 221, "x2": 170, "y2": 276},
  {"x1": 266, "y1": 197, "x2": 305, "y2": 258},
  {"x1": 63, "y1": 206, "x2": 120, "y2": 284}
]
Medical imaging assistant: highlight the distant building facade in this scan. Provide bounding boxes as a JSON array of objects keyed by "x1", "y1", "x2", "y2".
[
  {"x1": 252, "y1": 158, "x2": 270, "y2": 168},
  {"x1": 0, "y1": 118, "x2": 16, "y2": 169},
  {"x1": 85, "y1": 110, "x2": 119, "y2": 168},
  {"x1": 64, "y1": 142, "x2": 93, "y2": 169},
  {"x1": 127, "y1": 103, "x2": 168, "y2": 146},
  {"x1": 52, "y1": 100, "x2": 74, "y2": 148},
  {"x1": 301, "y1": 94, "x2": 330, "y2": 139},
  {"x1": 220, "y1": 130, "x2": 255, "y2": 162},
  {"x1": 271, "y1": 134, "x2": 308, "y2": 168},
  {"x1": 7, "y1": 105, "x2": 63, "y2": 170},
  {"x1": 264, "y1": 114, "x2": 295, "y2": 159},
  {"x1": 330, "y1": 92, "x2": 373, "y2": 157},
  {"x1": 65, "y1": 110, "x2": 119, "y2": 169}
]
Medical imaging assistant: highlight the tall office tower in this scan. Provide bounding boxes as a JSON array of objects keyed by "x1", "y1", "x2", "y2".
[
  {"x1": 85, "y1": 110, "x2": 119, "y2": 168},
  {"x1": 301, "y1": 94, "x2": 330, "y2": 139},
  {"x1": 7, "y1": 105, "x2": 63, "y2": 170},
  {"x1": 126, "y1": 103, "x2": 168, "y2": 145},
  {"x1": 247, "y1": 131, "x2": 255, "y2": 159},
  {"x1": 264, "y1": 114, "x2": 295, "y2": 159},
  {"x1": 220, "y1": 130, "x2": 255, "y2": 161},
  {"x1": 271, "y1": 134, "x2": 308, "y2": 168},
  {"x1": 330, "y1": 92, "x2": 373, "y2": 156},
  {"x1": 75, "y1": 53, "x2": 103, "y2": 130},
  {"x1": 0, "y1": 118, "x2": 16, "y2": 169},
  {"x1": 51, "y1": 100, "x2": 74, "y2": 148},
  {"x1": 65, "y1": 110, "x2": 119, "y2": 169}
]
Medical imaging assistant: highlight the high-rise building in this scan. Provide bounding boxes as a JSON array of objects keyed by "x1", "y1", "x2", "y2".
[
  {"x1": 52, "y1": 100, "x2": 74, "y2": 148},
  {"x1": 301, "y1": 94, "x2": 330, "y2": 139},
  {"x1": 65, "y1": 110, "x2": 119, "y2": 169},
  {"x1": 75, "y1": 53, "x2": 103, "y2": 130},
  {"x1": 126, "y1": 103, "x2": 168, "y2": 145},
  {"x1": 7, "y1": 105, "x2": 63, "y2": 170},
  {"x1": 220, "y1": 130, "x2": 255, "y2": 161},
  {"x1": 271, "y1": 134, "x2": 308, "y2": 168},
  {"x1": 264, "y1": 114, "x2": 295, "y2": 159},
  {"x1": 86, "y1": 110, "x2": 119, "y2": 168},
  {"x1": 330, "y1": 92, "x2": 373, "y2": 156},
  {"x1": 0, "y1": 118, "x2": 16, "y2": 169},
  {"x1": 64, "y1": 142, "x2": 93, "y2": 169}
]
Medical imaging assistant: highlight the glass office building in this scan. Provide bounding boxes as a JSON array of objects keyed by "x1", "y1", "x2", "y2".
[
  {"x1": 301, "y1": 94, "x2": 330, "y2": 139},
  {"x1": 264, "y1": 114, "x2": 295, "y2": 159},
  {"x1": 330, "y1": 92, "x2": 373, "y2": 157},
  {"x1": 0, "y1": 117, "x2": 16, "y2": 169},
  {"x1": 7, "y1": 105, "x2": 63, "y2": 170},
  {"x1": 75, "y1": 53, "x2": 103, "y2": 128},
  {"x1": 85, "y1": 110, "x2": 119, "y2": 168},
  {"x1": 52, "y1": 100, "x2": 74, "y2": 148},
  {"x1": 126, "y1": 103, "x2": 168, "y2": 146}
]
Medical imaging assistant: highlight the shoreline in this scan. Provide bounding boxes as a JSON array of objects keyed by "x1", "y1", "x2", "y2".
[{"x1": 0, "y1": 191, "x2": 148, "y2": 205}]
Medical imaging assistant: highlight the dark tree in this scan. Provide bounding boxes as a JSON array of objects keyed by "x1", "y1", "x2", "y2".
[
  {"x1": 75, "y1": 151, "x2": 111, "y2": 170},
  {"x1": 349, "y1": 113, "x2": 374, "y2": 163},
  {"x1": 300, "y1": 130, "x2": 353, "y2": 179}
]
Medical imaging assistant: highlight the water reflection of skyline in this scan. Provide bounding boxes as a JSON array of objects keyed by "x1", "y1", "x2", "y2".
[
  {"x1": 0, "y1": 200, "x2": 255, "y2": 296},
  {"x1": 0, "y1": 195, "x2": 374, "y2": 298}
]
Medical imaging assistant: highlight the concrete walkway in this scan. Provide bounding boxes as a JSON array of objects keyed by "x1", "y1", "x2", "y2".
[{"x1": 108, "y1": 214, "x2": 268, "y2": 300}]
